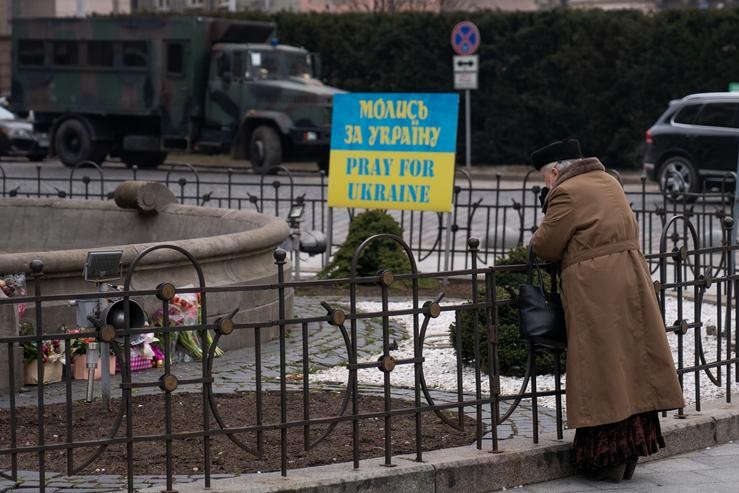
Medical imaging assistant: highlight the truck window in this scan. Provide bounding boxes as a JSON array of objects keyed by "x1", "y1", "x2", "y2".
[
  {"x1": 250, "y1": 51, "x2": 279, "y2": 79},
  {"x1": 167, "y1": 42, "x2": 184, "y2": 76},
  {"x1": 214, "y1": 50, "x2": 230, "y2": 78},
  {"x1": 123, "y1": 42, "x2": 148, "y2": 67},
  {"x1": 53, "y1": 41, "x2": 79, "y2": 66},
  {"x1": 287, "y1": 53, "x2": 311, "y2": 79},
  {"x1": 87, "y1": 41, "x2": 114, "y2": 67},
  {"x1": 18, "y1": 40, "x2": 45, "y2": 66},
  {"x1": 232, "y1": 52, "x2": 243, "y2": 81}
]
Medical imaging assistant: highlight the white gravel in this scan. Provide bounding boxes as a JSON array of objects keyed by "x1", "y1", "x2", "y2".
[{"x1": 309, "y1": 296, "x2": 739, "y2": 414}]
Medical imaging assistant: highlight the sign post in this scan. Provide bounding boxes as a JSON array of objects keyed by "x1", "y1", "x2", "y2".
[
  {"x1": 451, "y1": 21, "x2": 480, "y2": 171},
  {"x1": 444, "y1": 21, "x2": 480, "y2": 274}
]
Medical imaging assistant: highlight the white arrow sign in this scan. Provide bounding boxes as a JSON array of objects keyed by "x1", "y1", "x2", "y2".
[{"x1": 453, "y1": 55, "x2": 478, "y2": 73}]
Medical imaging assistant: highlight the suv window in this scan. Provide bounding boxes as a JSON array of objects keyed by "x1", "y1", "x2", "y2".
[
  {"x1": 695, "y1": 103, "x2": 739, "y2": 128},
  {"x1": 674, "y1": 104, "x2": 701, "y2": 124}
]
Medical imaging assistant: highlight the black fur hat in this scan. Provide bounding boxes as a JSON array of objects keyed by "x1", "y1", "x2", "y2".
[{"x1": 531, "y1": 139, "x2": 582, "y2": 170}]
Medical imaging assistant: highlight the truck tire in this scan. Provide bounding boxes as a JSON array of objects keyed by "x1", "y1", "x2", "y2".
[
  {"x1": 54, "y1": 118, "x2": 108, "y2": 167},
  {"x1": 249, "y1": 125, "x2": 282, "y2": 174},
  {"x1": 120, "y1": 150, "x2": 168, "y2": 169}
]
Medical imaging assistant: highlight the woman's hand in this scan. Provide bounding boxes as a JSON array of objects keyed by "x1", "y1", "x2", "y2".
[{"x1": 539, "y1": 186, "x2": 550, "y2": 213}]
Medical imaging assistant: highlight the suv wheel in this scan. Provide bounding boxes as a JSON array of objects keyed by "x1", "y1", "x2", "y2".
[{"x1": 658, "y1": 156, "x2": 699, "y2": 200}]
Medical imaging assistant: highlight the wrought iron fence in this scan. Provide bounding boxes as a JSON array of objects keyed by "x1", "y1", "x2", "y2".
[
  {"x1": 0, "y1": 162, "x2": 735, "y2": 274},
  {"x1": 0, "y1": 218, "x2": 738, "y2": 491}
]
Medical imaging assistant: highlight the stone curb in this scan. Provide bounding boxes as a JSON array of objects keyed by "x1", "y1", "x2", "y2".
[{"x1": 142, "y1": 394, "x2": 739, "y2": 493}]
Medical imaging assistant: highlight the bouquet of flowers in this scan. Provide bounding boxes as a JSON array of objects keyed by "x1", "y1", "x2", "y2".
[
  {"x1": 151, "y1": 292, "x2": 223, "y2": 361},
  {"x1": 66, "y1": 326, "x2": 98, "y2": 356},
  {"x1": 22, "y1": 340, "x2": 64, "y2": 364},
  {"x1": 21, "y1": 322, "x2": 64, "y2": 364}
]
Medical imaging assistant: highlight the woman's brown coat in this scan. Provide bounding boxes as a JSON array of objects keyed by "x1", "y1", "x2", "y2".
[{"x1": 531, "y1": 158, "x2": 684, "y2": 429}]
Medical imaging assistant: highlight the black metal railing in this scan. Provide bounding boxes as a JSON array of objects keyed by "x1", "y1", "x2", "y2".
[
  {"x1": 1, "y1": 218, "x2": 738, "y2": 491},
  {"x1": 1, "y1": 162, "x2": 735, "y2": 274}
]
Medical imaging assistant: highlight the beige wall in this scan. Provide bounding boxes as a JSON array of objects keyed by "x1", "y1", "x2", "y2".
[
  {"x1": 0, "y1": 0, "x2": 10, "y2": 36},
  {"x1": 54, "y1": 0, "x2": 132, "y2": 16},
  {"x1": 0, "y1": 0, "x2": 10, "y2": 95},
  {"x1": 17, "y1": 0, "x2": 56, "y2": 16},
  {"x1": 567, "y1": 0, "x2": 657, "y2": 9},
  {"x1": 0, "y1": 37, "x2": 9, "y2": 95}
]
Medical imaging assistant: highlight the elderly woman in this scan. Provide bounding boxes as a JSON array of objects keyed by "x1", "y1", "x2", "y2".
[{"x1": 530, "y1": 139, "x2": 684, "y2": 482}]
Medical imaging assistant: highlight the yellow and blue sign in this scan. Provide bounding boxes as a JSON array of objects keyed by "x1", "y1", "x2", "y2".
[{"x1": 327, "y1": 93, "x2": 459, "y2": 212}]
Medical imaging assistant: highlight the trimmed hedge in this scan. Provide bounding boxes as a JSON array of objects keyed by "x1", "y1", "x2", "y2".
[
  {"x1": 320, "y1": 209, "x2": 411, "y2": 278},
  {"x1": 262, "y1": 8, "x2": 739, "y2": 168}
]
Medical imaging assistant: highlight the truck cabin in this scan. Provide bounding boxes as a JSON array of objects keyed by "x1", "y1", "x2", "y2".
[{"x1": 211, "y1": 43, "x2": 320, "y2": 83}]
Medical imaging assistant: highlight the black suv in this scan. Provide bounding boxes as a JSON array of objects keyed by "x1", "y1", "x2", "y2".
[{"x1": 644, "y1": 92, "x2": 739, "y2": 194}]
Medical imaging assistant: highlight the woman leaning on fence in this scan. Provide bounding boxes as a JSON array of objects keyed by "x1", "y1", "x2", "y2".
[{"x1": 529, "y1": 138, "x2": 684, "y2": 482}]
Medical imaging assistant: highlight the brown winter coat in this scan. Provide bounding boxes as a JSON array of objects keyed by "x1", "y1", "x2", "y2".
[{"x1": 531, "y1": 157, "x2": 684, "y2": 429}]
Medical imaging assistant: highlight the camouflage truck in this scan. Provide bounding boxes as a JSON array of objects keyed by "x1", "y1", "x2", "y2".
[{"x1": 11, "y1": 16, "x2": 342, "y2": 172}]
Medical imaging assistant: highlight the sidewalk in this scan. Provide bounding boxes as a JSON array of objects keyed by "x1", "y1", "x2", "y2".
[{"x1": 520, "y1": 440, "x2": 739, "y2": 493}]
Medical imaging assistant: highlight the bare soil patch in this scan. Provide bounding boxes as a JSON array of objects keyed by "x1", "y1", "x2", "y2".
[{"x1": 1, "y1": 391, "x2": 476, "y2": 476}]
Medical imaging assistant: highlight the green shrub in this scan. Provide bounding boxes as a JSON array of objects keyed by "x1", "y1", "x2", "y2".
[
  {"x1": 320, "y1": 210, "x2": 411, "y2": 278},
  {"x1": 266, "y1": 9, "x2": 739, "y2": 168},
  {"x1": 448, "y1": 247, "x2": 565, "y2": 377}
]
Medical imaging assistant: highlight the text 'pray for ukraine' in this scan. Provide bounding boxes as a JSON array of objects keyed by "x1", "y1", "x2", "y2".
[{"x1": 327, "y1": 93, "x2": 459, "y2": 212}]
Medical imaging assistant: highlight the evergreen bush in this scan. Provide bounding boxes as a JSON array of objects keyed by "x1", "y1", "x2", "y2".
[
  {"x1": 448, "y1": 246, "x2": 565, "y2": 377},
  {"x1": 320, "y1": 210, "x2": 411, "y2": 278}
]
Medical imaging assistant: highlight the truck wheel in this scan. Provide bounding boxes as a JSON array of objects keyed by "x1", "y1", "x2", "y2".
[
  {"x1": 249, "y1": 125, "x2": 282, "y2": 174},
  {"x1": 54, "y1": 118, "x2": 108, "y2": 167},
  {"x1": 120, "y1": 151, "x2": 168, "y2": 169}
]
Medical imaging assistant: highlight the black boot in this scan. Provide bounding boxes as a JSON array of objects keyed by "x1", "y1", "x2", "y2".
[
  {"x1": 584, "y1": 463, "x2": 627, "y2": 483},
  {"x1": 623, "y1": 457, "x2": 638, "y2": 480}
]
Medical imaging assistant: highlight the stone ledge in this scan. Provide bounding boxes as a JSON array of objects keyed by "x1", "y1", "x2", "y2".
[{"x1": 143, "y1": 393, "x2": 739, "y2": 492}]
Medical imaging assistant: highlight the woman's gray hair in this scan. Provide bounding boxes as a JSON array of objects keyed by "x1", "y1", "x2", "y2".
[
  {"x1": 541, "y1": 159, "x2": 576, "y2": 172},
  {"x1": 554, "y1": 159, "x2": 576, "y2": 171}
]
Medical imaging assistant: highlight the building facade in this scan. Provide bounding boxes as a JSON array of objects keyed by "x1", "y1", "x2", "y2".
[
  {"x1": 566, "y1": 0, "x2": 657, "y2": 10},
  {"x1": 0, "y1": 0, "x2": 133, "y2": 96}
]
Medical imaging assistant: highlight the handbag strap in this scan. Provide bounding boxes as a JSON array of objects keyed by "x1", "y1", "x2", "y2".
[{"x1": 527, "y1": 245, "x2": 546, "y2": 287}]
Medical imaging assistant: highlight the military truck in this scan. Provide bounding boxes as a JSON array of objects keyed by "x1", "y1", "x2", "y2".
[{"x1": 11, "y1": 16, "x2": 341, "y2": 172}]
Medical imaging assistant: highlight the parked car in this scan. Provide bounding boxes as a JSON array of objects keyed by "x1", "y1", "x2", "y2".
[
  {"x1": 0, "y1": 106, "x2": 48, "y2": 161},
  {"x1": 643, "y1": 92, "x2": 739, "y2": 195}
]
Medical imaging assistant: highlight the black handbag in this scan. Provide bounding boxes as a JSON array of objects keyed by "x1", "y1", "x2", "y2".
[{"x1": 518, "y1": 246, "x2": 567, "y2": 349}]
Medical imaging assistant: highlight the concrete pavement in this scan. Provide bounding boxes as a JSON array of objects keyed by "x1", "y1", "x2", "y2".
[{"x1": 519, "y1": 440, "x2": 739, "y2": 493}]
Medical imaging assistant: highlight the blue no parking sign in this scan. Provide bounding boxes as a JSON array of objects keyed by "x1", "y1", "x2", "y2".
[{"x1": 451, "y1": 21, "x2": 480, "y2": 56}]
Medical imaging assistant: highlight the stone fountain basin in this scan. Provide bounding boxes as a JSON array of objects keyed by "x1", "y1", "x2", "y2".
[{"x1": 0, "y1": 197, "x2": 292, "y2": 351}]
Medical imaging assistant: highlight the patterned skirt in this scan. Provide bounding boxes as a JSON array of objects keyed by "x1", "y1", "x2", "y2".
[{"x1": 573, "y1": 411, "x2": 665, "y2": 470}]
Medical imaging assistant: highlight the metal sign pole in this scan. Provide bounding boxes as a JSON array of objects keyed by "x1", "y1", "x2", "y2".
[
  {"x1": 443, "y1": 208, "x2": 453, "y2": 284},
  {"x1": 98, "y1": 282, "x2": 111, "y2": 409},
  {"x1": 465, "y1": 89, "x2": 471, "y2": 169},
  {"x1": 732, "y1": 147, "x2": 739, "y2": 275}
]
